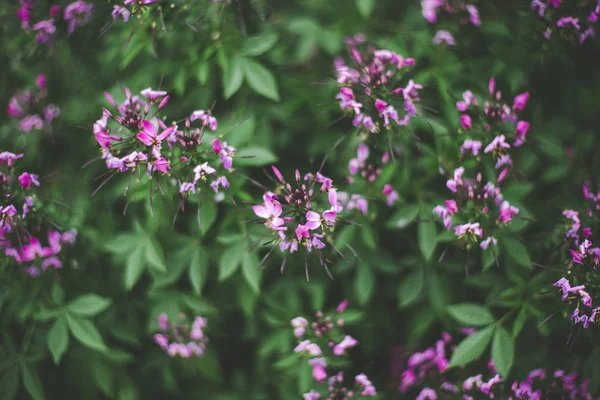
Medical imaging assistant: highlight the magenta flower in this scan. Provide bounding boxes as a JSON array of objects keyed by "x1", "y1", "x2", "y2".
[
  {"x1": 333, "y1": 335, "x2": 358, "y2": 355},
  {"x1": 454, "y1": 222, "x2": 483, "y2": 237},
  {"x1": 460, "y1": 139, "x2": 482, "y2": 156},
  {"x1": 499, "y1": 201, "x2": 519, "y2": 223},
  {"x1": 416, "y1": 388, "x2": 437, "y2": 400},
  {"x1": 446, "y1": 167, "x2": 464, "y2": 192},
  {"x1": 484, "y1": 135, "x2": 510, "y2": 154},
  {"x1": 64, "y1": 1, "x2": 93, "y2": 35},
  {"x1": 480, "y1": 236, "x2": 497, "y2": 250},
  {"x1": 0, "y1": 152, "x2": 24, "y2": 167},
  {"x1": 153, "y1": 158, "x2": 170, "y2": 173},
  {"x1": 141, "y1": 87, "x2": 167, "y2": 103},
  {"x1": 515, "y1": 121, "x2": 530, "y2": 147},
  {"x1": 18, "y1": 172, "x2": 40, "y2": 188},
  {"x1": 137, "y1": 120, "x2": 175, "y2": 148},
  {"x1": 460, "y1": 114, "x2": 472, "y2": 130},
  {"x1": 112, "y1": 5, "x2": 131, "y2": 21},
  {"x1": 513, "y1": 92, "x2": 530, "y2": 111}
]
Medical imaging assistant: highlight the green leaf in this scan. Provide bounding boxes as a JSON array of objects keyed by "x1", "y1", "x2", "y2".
[
  {"x1": 398, "y1": 269, "x2": 423, "y2": 308},
  {"x1": 273, "y1": 353, "x2": 299, "y2": 370},
  {"x1": 124, "y1": 246, "x2": 145, "y2": 291},
  {"x1": 200, "y1": 201, "x2": 218, "y2": 236},
  {"x1": 189, "y1": 247, "x2": 208, "y2": 294},
  {"x1": 418, "y1": 221, "x2": 437, "y2": 261},
  {"x1": 387, "y1": 204, "x2": 420, "y2": 229},
  {"x1": 183, "y1": 296, "x2": 218, "y2": 315},
  {"x1": 512, "y1": 305, "x2": 528, "y2": 337},
  {"x1": 65, "y1": 313, "x2": 108, "y2": 352},
  {"x1": 223, "y1": 57, "x2": 244, "y2": 99},
  {"x1": 492, "y1": 327, "x2": 514, "y2": 378},
  {"x1": 354, "y1": 264, "x2": 375, "y2": 305},
  {"x1": 242, "y1": 252, "x2": 261, "y2": 294},
  {"x1": 503, "y1": 238, "x2": 532, "y2": 269},
  {"x1": 448, "y1": 325, "x2": 495, "y2": 368},
  {"x1": 447, "y1": 303, "x2": 496, "y2": 327},
  {"x1": 235, "y1": 146, "x2": 278, "y2": 167},
  {"x1": 105, "y1": 234, "x2": 139, "y2": 255},
  {"x1": 241, "y1": 58, "x2": 280, "y2": 101},
  {"x1": 0, "y1": 368, "x2": 19, "y2": 400},
  {"x1": 196, "y1": 62, "x2": 210, "y2": 85},
  {"x1": 355, "y1": 0, "x2": 375, "y2": 18},
  {"x1": 360, "y1": 223, "x2": 377, "y2": 250},
  {"x1": 240, "y1": 33, "x2": 279, "y2": 56},
  {"x1": 48, "y1": 316, "x2": 69, "y2": 365},
  {"x1": 92, "y1": 361, "x2": 115, "y2": 397},
  {"x1": 22, "y1": 364, "x2": 44, "y2": 400},
  {"x1": 67, "y1": 294, "x2": 112, "y2": 317},
  {"x1": 427, "y1": 270, "x2": 449, "y2": 316},
  {"x1": 218, "y1": 243, "x2": 245, "y2": 282},
  {"x1": 145, "y1": 239, "x2": 166, "y2": 273}
]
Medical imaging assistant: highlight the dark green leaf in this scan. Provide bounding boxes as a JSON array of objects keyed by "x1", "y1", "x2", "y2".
[
  {"x1": 242, "y1": 252, "x2": 261, "y2": 294},
  {"x1": 354, "y1": 264, "x2": 375, "y2": 305},
  {"x1": 448, "y1": 325, "x2": 495, "y2": 368},
  {"x1": 0, "y1": 368, "x2": 19, "y2": 400},
  {"x1": 223, "y1": 57, "x2": 244, "y2": 99},
  {"x1": 67, "y1": 294, "x2": 112, "y2": 317},
  {"x1": 218, "y1": 243, "x2": 245, "y2": 282},
  {"x1": 189, "y1": 247, "x2": 208, "y2": 294},
  {"x1": 447, "y1": 303, "x2": 496, "y2": 327},
  {"x1": 240, "y1": 33, "x2": 279, "y2": 56},
  {"x1": 503, "y1": 238, "x2": 532, "y2": 269},
  {"x1": 22, "y1": 364, "x2": 44, "y2": 400},
  {"x1": 398, "y1": 269, "x2": 424, "y2": 308},
  {"x1": 241, "y1": 58, "x2": 280, "y2": 101},
  {"x1": 48, "y1": 316, "x2": 69, "y2": 365},
  {"x1": 492, "y1": 327, "x2": 514, "y2": 378},
  {"x1": 124, "y1": 246, "x2": 145, "y2": 291},
  {"x1": 418, "y1": 222, "x2": 437, "y2": 261},
  {"x1": 65, "y1": 313, "x2": 108, "y2": 352}
]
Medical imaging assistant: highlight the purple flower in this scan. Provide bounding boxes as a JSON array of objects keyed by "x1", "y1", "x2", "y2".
[
  {"x1": 253, "y1": 195, "x2": 285, "y2": 230},
  {"x1": 33, "y1": 20, "x2": 56, "y2": 43},
  {"x1": 513, "y1": 92, "x2": 530, "y2": 111},
  {"x1": 454, "y1": 222, "x2": 483, "y2": 237},
  {"x1": 112, "y1": 5, "x2": 130, "y2": 21},
  {"x1": 499, "y1": 201, "x2": 519, "y2": 223},
  {"x1": 416, "y1": 388, "x2": 438, "y2": 400},
  {"x1": 64, "y1": 1, "x2": 93, "y2": 35},
  {"x1": 433, "y1": 30, "x2": 455, "y2": 45},
  {"x1": 484, "y1": 135, "x2": 510, "y2": 154},
  {"x1": 141, "y1": 87, "x2": 168, "y2": 103},
  {"x1": 446, "y1": 167, "x2": 464, "y2": 192},
  {"x1": 480, "y1": 236, "x2": 497, "y2": 250},
  {"x1": 309, "y1": 358, "x2": 327, "y2": 381},
  {"x1": 18, "y1": 172, "x2": 40, "y2": 188},
  {"x1": 322, "y1": 189, "x2": 343, "y2": 222},
  {"x1": 210, "y1": 176, "x2": 230, "y2": 193},
  {"x1": 302, "y1": 391, "x2": 321, "y2": 400},
  {"x1": 460, "y1": 139, "x2": 482, "y2": 156},
  {"x1": 460, "y1": 114, "x2": 472, "y2": 129},
  {"x1": 19, "y1": 115, "x2": 44, "y2": 132},
  {"x1": 333, "y1": 335, "x2": 358, "y2": 355}
]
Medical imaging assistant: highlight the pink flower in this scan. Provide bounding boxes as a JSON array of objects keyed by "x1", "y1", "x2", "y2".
[
  {"x1": 433, "y1": 30, "x2": 455, "y2": 45},
  {"x1": 416, "y1": 388, "x2": 437, "y2": 400},
  {"x1": 153, "y1": 158, "x2": 170, "y2": 173},
  {"x1": 294, "y1": 340, "x2": 322, "y2": 356},
  {"x1": 253, "y1": 195, "x2": 285, "y2": 230},
  {"x1": 295, "y1": 224, "x2": 311, "y2": 240},
  {"x1": 291, "y1": 317, "x2": 308, "y2": 337},
  {"x1": 499, "y1": 201, "x2": 519, "y2": 223},
  {"x1": 446, "y1": 167, "x2": 464, "y2": 192},
  {"x1": 190, "y1": 110, "x2": 217, "y2": 131},
  {"x1": 480, "y1": 236, "x2": 497, "y2": 250},
  {"x1": 383, "y1": 184, "x2": 399, "y2": 206},
  {"x1": 302, "y1": 391, "x2": 321, "y2": 400},
  {"x1": 141, "y1": 87, "x2": 168, "y2": 103},
  {"x1": 112, "y1": 5, "x2": 130, "y2": 21},
  {"x1": 515, "y1": 121, "x2": 530, "y2": 147},
  {"x1": 460, "y1": 114, "x2": 472, "y2": 129},
  {"x1": 333, "y1": 335, "x2": 358, "y2": 355},
  {"x1": 0, "y1": 152, "x2": 23, "y2": 167},
  {"x1": 308, "y1": 358, "x2": 327, "y2": 381},
  {"x1": 484, "y1": 135, "x2": 510, "y2": 154},
  {"x1": 454, "y1": 222, "x2": 483, "y2": 237},
  {"x1": 210, "y1": 176, "x2": 230, "y2": 193},
  {"x1": 322, "y1": 189, "x2": 343, "y2": 222},
  {"x1": 337, "y1": 299, "x2": 348, "y2": 313},
  {"x1": 460, "y1": 139, "x2": 482, "y2": 156}
]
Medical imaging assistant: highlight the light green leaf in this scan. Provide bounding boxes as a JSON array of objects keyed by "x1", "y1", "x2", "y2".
[
  {"x1": 387, "y1": 204, "x2": 420, "y2": 229},
  {"x1": 67, "y1": 294, "x2": 112, "y2": 317},
  {"x1": 512, "y1": 305, "x2": 528, "y2": 337},
  {"x1": 241, "y1": 33, "x2": 279, "y2": 56},
  {"x1": 398, "y1": 269, "x2": 423, "y2": 308},
  {"x1": 218, "y1": 243, "x2": 245, "y2": 282},
  {"x1": 448, "y1": 325, "x2": 495, "y2": 368},
  {"x1": 124, "y1": 246, "x2": 145, "y2": 291},
  {"x1": 223, "y1": 57, "x2": 244, "y2": 99},
  {"x1": 235, "y1": 146, "x2": 278, "y2": 167},
  {"x1": 241, "y1": 58, "x2": 280, "y2": 101},
  {"x1": 65, "y1": 313, "x2": 108, "y2": 352},
  {"x1": 447, "y1": 303, "x2": 496, "y2": 327},
  {"x1": 418, "y1": 221, "x2": 437, "y2": 261},
  {"x1": 189, "y1": 247, "x2": 208, "y2": 294},
  {"x1": 242, "y1": 252, "x2": 261, "y2": 294},
  {"x1": 492, "y1": 327, "x2": 514, "y2": 378},
  {"x1": 145, "y1": 239, "x2": 166, "y2": 273},
  {"x1": 22, "y1": 364, "x2": 45, "y2": 400},
  {"x1": 355, "y1": 0, "x2": 375, "y2": 18},
  {"x1": 200, "y1": 201, "x2": 218, "y2": 236},
  {"x1": 48, "y1": 315, "x2": 69, "y2": 365},
  {"x1": 360, "y1": 223, "x2": 377, "y2": 250}
]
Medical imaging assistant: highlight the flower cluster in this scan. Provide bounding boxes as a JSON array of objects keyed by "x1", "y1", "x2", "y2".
[
  {"x1": 552, "y1": 182, "x2": 600, "y2": 329},
  {"x1": 433, "y1": 78, "x2": 531, "y2": 254},
  {"x1": 93, "y1": 87, "x2": 233, "y2": 206},
  {"x1": 338, "y1": 143, "x2": 398, "y2": 214},
  {"x1": 334, "y1": 35, "x2": 422, "y2": 136},
  {"x1": 531, "y1": 0, "x2": 600, "y2": 43},
  {"x1": 510, "y1": 368, "x2": 598, "y2": 399},
  {"x1": 1, "y1": 151, "x2": 77, "y2": 276},
  {"x1": 17, "y1": 0, "x2": 92, "y2": 43},
  {"x1": 252, "y1": 165, "x2": 349, "y2": 273},
  {"x1": 421, "y1": 0, "x2": 481, "y2": 46},
  {"x1": 153, "y1": 313, "x2": 208, "y2": 358},
  {"x1": 7, "y1": 74, "x2": 60, "y2": 133},
  {"x1": 288, "y1": 301, "x2": 376, "y2": 399},
  {"x1": 111, "y1": 0, "x2": 156, "y2": 23},
  {"x1": 399, "y1": 331, "x2": 503, "y2": 399}
]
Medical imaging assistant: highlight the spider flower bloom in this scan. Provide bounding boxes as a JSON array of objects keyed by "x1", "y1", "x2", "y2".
[
  {"x1": 154, "y1": 314, "x2": 208, "y2": 358},
  {"x1": 433, "y1": 30, "x2": 455, "y2": 45},
  {"x1": 64, "y1": 1, "x2": 93, "y2": 35}
]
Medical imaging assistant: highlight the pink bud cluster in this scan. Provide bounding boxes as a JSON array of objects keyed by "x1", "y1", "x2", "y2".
[
  {"x1": 1, "y1": 151, "x2": 77, "y2": 276},
  {"x1": 153, "y1": 313, "x2": 208, "y2": 358},
  {"x1": 433, "y1": 78, "x2": 531, "y2": 250},
  {"x1": 252, "y1": 166, "x2": 345, "y2": 266},
  {"x1": 93, "y1": 87, "x2": 233, "y2": 203},
  {"x1": 17, "y1": 0, "x2": 92, "y2": 43},
  {"x1": 290, "y1": 301, "x2": 376, "y2": 398},
  {"x1": 531, "y1": 0, "x2": 599, "y2": 43},
  {"x1": 400, "y1": 332, "x2": 503, "y2": 399},
  {"x1": 7, "y1": 74, "x2": 60, "y2": 133},
  {"x1": 334, "y1": 35, "x2": 421, "y2": 135},
  {"x1": 510, "y1": 368, "x2": 598, "y2": 399}
]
